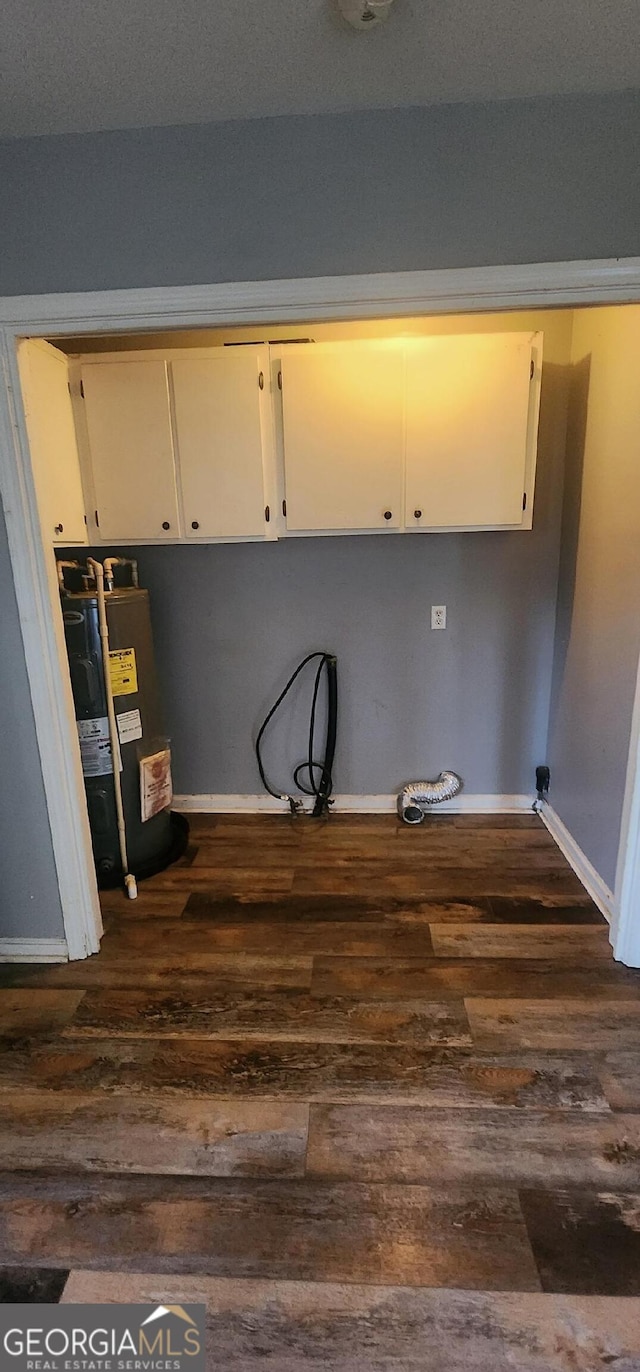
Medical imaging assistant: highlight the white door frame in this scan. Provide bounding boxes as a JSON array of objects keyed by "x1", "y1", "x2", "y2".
[
  {"x1": 614, "y1": 651, "x2": 640, "y2": 964},
  {"x1": 2, "y1": 256, "x2": 640, "y2": 961}
]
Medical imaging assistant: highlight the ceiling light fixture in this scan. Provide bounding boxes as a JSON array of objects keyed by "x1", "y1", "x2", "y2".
[{"x1": 336, "y1": 0, "x2": 397, "y2": 32}]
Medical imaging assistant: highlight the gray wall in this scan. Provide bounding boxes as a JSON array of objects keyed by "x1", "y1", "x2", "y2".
[
  {"x1": 75, "y1": 311, "x2": 572, "y2": 801},
  {"x1": 103, "y1": 530, "x2": 557, "y2": 799},
  {"x1": 2, "y1": 89, "x2": 639, "y2": 939},
  {"x1": 1, "y1": 91, "x2": 640, "y2": 295},
  {"x1": 0, "y1": 509, "x2": 64, "y2": 937},
  {"x1": 549, "y1": 306, "x2": 640, "y2": 893}
]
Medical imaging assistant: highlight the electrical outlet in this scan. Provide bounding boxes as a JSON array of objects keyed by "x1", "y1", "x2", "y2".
[{"x1": 431, "y1": 605, "x2": 447, "y2": 630}]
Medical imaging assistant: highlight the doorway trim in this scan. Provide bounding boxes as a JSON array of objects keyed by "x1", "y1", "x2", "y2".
[
  {"x1": 2, "y1": 254, "x2": 640, "y2": 961},
  {"x1": 614, "y1": 652, "x2": 640, "y2": 964}
]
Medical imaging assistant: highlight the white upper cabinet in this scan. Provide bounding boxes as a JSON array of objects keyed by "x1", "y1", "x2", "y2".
[
  {"x1": 405, "y1": 333, "x2": 540, "y2": 530},
  {"x1": 81, "y1": 359, "x2": 180, "y2": 541},
  {"x1": 280, "y1": 343, "x2": 404, "y2": 531},
  {"x1": 171, "y1": 349, "x2": 273, "y2": 539},
  {"x1": 18, "y1": 340, "x2": 87, "y2": 546},
  {"x1": 69, "y1": 330, "x2": 541, "y2": 545}
]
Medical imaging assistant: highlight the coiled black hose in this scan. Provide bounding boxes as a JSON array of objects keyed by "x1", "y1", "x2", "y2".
[{"x1": 255, "y1": 652, "x2": 338, "y2": 818}]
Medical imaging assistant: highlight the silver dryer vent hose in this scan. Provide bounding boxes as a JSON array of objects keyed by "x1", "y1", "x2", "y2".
[{"x1": 398, "y1": 772, "x2": 463, "y2": 824}]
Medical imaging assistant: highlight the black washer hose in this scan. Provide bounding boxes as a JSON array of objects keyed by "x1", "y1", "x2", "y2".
[{"x1": 255, "y1": 652, "x2": 338, "y2": 818}]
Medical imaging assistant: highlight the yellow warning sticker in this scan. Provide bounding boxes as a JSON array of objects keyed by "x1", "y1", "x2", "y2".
[{"x1": 108, "y1": 647, "x2": 138, "y2": 696}]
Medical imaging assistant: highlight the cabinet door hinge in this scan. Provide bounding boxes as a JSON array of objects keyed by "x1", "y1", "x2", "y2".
[
  {"x1": 282, "y1": 499, "x2": 287, "y2": 517},
  {"x1": 265, "y1": 505, "x2": 270, "y2": 523},
  {"x1": 523, "y1": 492, "x2": 527, "y2": 511}
]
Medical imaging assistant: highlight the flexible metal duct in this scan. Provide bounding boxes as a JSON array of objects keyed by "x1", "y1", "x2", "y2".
[{"x1": 398, "y1": 772, "x2": 463, "y2": 824}]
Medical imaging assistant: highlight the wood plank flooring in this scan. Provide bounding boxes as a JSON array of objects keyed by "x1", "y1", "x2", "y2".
[
  {"x1": 61, "y1": 1275, "x2": 640, "y2": 1371},
  {"x1": 2, "y1": 812, "x2": 640, "y2": 1368}
]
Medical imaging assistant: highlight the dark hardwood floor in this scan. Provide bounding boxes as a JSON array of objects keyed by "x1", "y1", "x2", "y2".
[{"x1": 2, "y1": 812, "x2": 640, "y2": 1369}]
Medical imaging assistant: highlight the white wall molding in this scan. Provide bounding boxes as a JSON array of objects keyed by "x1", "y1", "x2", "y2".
[
  {"x1": 3, "y1": 259, "x2": 640, "y2": 334},
  {"x1": 613, "y1": 650, "x2": 640, "y2": 966},
  {"x1": 0, "y1": 331, "x2": 103, "y2": 960},
  {"x1": 540, "y1": 803, "x2": 617, "y2": 927},
  {"x1": 174, "y1": 793, "x2": 532, "y2": 815},
  {"x1": 0, "y1": 938, "x2": 68, "y2": 964}
]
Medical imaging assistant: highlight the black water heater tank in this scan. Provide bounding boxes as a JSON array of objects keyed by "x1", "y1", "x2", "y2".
[{"x1": 61, "y1": 581, "x2": 183, "y2": 886}]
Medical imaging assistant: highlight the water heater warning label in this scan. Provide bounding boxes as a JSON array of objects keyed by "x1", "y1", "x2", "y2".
[
  {"x1": 117, "y1": 708, "x2": 143, "y2": 745},
  {"x1": 109, "y1": 647, "x2": 138, "y2": 696},
  {"x1": 140, "y1": 748, "x2": 172, "y2": 821},
  {"x1": 77, "y1": 716, "x2": 118, "y2": 777}
]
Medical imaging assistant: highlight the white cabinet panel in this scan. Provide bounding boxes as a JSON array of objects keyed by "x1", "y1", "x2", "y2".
[
  {"x1": 81, "y1": 360, "x2": 179, "y2": 541},
  {"x1": 405, "y1": 334, "x2": 538, "y2": 530},
  {"x1": 18, "y1": 340, "x2": 87, "y2": 546},
  {"x1": 172, "y1": 350, "x2": 271, "y2": 539},
  {"x1": 74, "y1": 331, "x2": 541, "y2": 546},
  {"x1": 281, "y1": 343, "x2": 404, "y2": 532}
]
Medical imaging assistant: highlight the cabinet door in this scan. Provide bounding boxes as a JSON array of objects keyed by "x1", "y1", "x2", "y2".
[
  {"x1": 172, "y1": 350, "x2": 271, "y2": 539},
  {"x1": 405, "y1": 334, "x2": 537, "y2": 530},
  {"x1": 81, "y1": 360, "x2": 179, "y2": 541},
  {"x1": 281, "y1": 344, "x2": 404, "y2": 531},
  {"x1": 18, "y1": 340, "x2": 87, "y2": 546}
]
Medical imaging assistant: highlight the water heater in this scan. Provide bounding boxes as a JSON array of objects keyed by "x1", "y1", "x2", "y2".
[{"x1": 60, "y1": 559, "x2": 187, "y2": 887}]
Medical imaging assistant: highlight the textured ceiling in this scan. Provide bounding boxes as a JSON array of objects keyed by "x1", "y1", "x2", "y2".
[{"x1": 1, "y1": 0, "x2": 640, "y2": 138}]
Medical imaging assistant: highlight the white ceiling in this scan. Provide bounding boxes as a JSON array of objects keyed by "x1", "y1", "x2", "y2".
[{"x1": 1, "y1": 0, "x2": 640, "y2": 139}]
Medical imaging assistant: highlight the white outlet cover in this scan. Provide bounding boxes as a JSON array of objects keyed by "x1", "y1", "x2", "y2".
[{"x1": 431, "y1": 605, "x2": 447, "y2": 629}]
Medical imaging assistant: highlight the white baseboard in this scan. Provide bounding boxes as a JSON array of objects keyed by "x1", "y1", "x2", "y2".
[
  {"x1": 0, "y1": 937, "x2": 69, "y2": 964},
  {"x1": 540, "y1": 803, "x2": 617, "y2": 925},
  {"x1": 174, "y1": 793, "x2": 532, "y2": 816}
]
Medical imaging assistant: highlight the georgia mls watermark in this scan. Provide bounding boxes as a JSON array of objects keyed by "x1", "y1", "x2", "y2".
[{"x1": 0, "y1": 1304, "x2": 206, "y2": 1372}]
